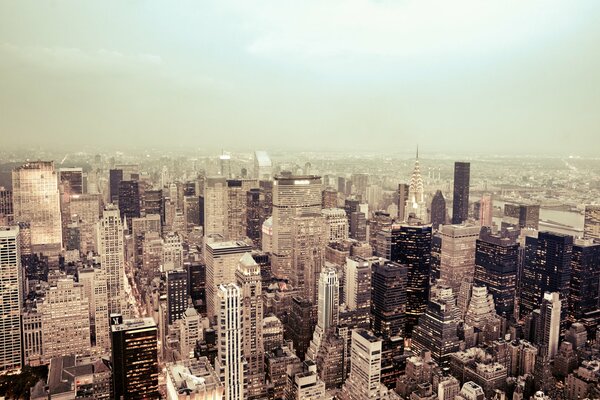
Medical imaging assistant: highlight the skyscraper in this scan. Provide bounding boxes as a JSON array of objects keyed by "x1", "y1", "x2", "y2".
[
  {"x1": 236, "y1": 254, "x2": 265, "y2": 398},
  {"x1": 584, "y1": 205, "x2": 600, "y2": 241},
  {"x1": 287, "y1": 296, "x2": 315, "y2": 360},
  {"x1": 344, "y1": 256, "x2": 373, "y2": 314},
  {"x1": 405, "y1": 151, "x2": 426, "y2": 222},
  {"x1": 430, "y1": 190, "x2": 446, "y2": 230},
  {"x1": 397, "y1": 183, "x2": 409, "y2": 222},
  {"x1": 479, "y1": 193, "x2": 493, "y2": 228},
  {"x1": 59, "y1": 167, "x2": 84, "y2": 195},
  {"x1": 520, "y1": 232, "x2": 572, "y2": 322},
  {"x1": 215, "y1": 284, "x2": 244, "y2": 400},
  {"x1": 503, "y1": 203, "x2": 540, "y2": 231},
  {"x1": 78, "y1": 267, "x2": 110, "y2": 353},
  {"x1": 226, "y1": 178, "x2": 258, "y2": 241},
  {"x1": 166, "y1": 269, "x2": 188, "y2": 325},
  {"x1": 439, "y1": 224, "x2": 480, "y2": 293},
  {"x1": 254, "y1": 150, "x2": 272, "y2": 180},
  {"x1": 306, "y1": 268, "x2": 340, "y2": 360},
  {"x1": 536, "y1": 292, "x2": 561, "y2": 360},
  {"x1": 246, "y1": 188, "x2": 262, "y2": 248},
  {"x1": 474, "y1": 228, "x2": 519, "y2": 320},
  {"x1": 291, "y1": 212, "x2": 327, "y2": 303},
  {"x1": 12, "y1": 161, "x2": 62, "y2": 254},
  {"x1": 569, "y1": 239, "x2": 600, "y2": 321},
  {"x1": 452, "y1": 161, "x2": 470, "y2": 224},
  {"x1": 0, "y1": 226, "x2": 22, "y2": 372},
  {"x1": 321, "y1": 208, "x2": 349, "y2": 242},
  {"x1": 118, "y1": 180, "x2": 141, "y2": 226},
  {"x1": 111, "y1": 316, "x2": 159, "y2": 399},
  {"x1": 97, "y1": 205, "x2": 125, "y2": 316},
  {"x1": 109, "y1": 169, "x2": 123, "y2": 204},
  {"x1": 371, "y1": 260, "x2": 408, "y2": 338},
  {"x1": 271, "y1": 173, "x2": 322, "y2": 278},
  {"x1": 203, "y1": 176, "x2": 227, "y2": 238}
]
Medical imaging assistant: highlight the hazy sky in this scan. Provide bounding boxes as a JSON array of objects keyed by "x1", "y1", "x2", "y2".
[{"x1": 1, "y1": 1, "x2": 599, "y2": 155}]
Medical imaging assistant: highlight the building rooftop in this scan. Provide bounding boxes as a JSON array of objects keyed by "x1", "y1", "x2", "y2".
[{"x1": 111, "y1": 317, "x2": 156, "y2": 333}]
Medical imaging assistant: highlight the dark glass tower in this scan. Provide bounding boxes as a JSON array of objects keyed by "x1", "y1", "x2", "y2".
[
  {"x1": 474, "y1": 228, "x2": 519, "y2": 321},
  {"x1": 371, "y1": 260, "x2": 408, "y2": 338},
  {"x1": 187, "y1": 262, "x2": 206, "y2": 315},
  {"x1": 451, "y1": 162, "x2": 470, "y2": 224},
  {"x1": 142, "y1": 189, "x2": 163, "y2": 220},
  {"x1": 166, "y1": 269, "x2": 189, "y2": 324},
  {"x1": 109, "y1": 169, "x2": 123, "y2": 204},
  {"x1": 520, "y1": 232, "x2": 572, "y2": 324},
  {"x1": 287, "y1": 296, "x2": 315, "y2": 360},
  {"x1": 111, "y1": 316, "x2": 159, "y2": 399},
  {"x1": 430, "y1": 190, "x2": 446, "y2": 230},
  {"x1": 430, "y1": 232, "x2": 442, "y2": 283},
  {"x1": 390, "y1": 225, "x2": 432, "y2": 336},
  {"x1": 246, "y1": 188, "x2": 262, "y2": 248},
  {"x1": 569, "y1": 240, "x2": 600, "y2": 321},
  {"x1": 118, "y1": 180, "x2": 141, "y2": 225}
]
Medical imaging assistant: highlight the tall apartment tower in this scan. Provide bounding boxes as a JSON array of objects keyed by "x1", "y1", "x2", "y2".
[
  {"x1": 439, "y1": 224, "x2": 480, "y2": 293},
  {"x1": 430, "y1": 190, "x2": 446, "y2": 230},
  {"x1": 537, "y1": 292, "x2": 561, "y2": 360},
  {"x1": 452, "y1": 161, "x2": 470, "y2": 224},
  {"x1": 584, "y1": 205, "x2": 600, "y2": 241},
  {"x1": 570, "y1": 239, "x2": 600, "y2": 321},
  {"x1": 271, "y1": 173, "x2": 322, "y2": 279},
  {"x1": 474, "y1": 229, "x2": 519, "y2": 321},
  {"x1": 215, "y1": 284, "x2": 244, "y2": 400},
  {"x1": 12, "y1": 161, "x2": 62, "y2": 254},
  {"x1": 391, "y1": 224, "x2": 432, "y2": 336},
  {"x1": 204, "y1": 239, "x2": 253, "y2": 320},
  {"x1": 397, "y1": 183, "x2": 409, "y2": 222},
  {"x1": 203, "y1": 176, "x2": 228, "y2": 238},
  {"x1": 236, "y1": 254, "x2": 265, "y2": 398},
  {"x1": 0, "y1": 226, "x2": 22, "y2": 372},
  {"x1": 371, "y1": 260, "x2": 408, "y2": 339},
  {"x1": 97, "y1": 205, "x2": 126, "y2": 316},
  {"x1": 520, "y1": 232, "x2": 572, "y2": 322},
  {"x1": 291, "y1": 212, "x2": 327, "y2": 303},
  {"x1": 479, "y1": 193, "x2": 493, "y2": 228},
  {"x1": 111, "y1": 316, "x2": 159, "y2": 399}
]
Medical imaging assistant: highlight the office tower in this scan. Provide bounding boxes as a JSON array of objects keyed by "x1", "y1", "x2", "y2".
[
  {"x1": 166, "y1": 358, "x2": 224, "y2": 399},
  {"x1": 22, "y1": 310, "x2": 43, "y2": 366},
  {"x1": 439, "y1": 224, "x2": 480, "y2": 293},
  {"x1": 306, "y1": 268, "x2": 340, "y2": 362},
  {"x1": 142, "y1": 188, "x2": 164, "y2": 220},
  {"x1": 286, "y1": 360, "x2": 327, "y2": 400},
  {"x1": 263, "y1": 316, "x2": 284, "y2": 353},
  {"x1": 59, "y1": 167, "x2": 84, "y2": 195},
  {"x1": 0, "y1": 226, "x2": 22, "y2": 372},
  {"x1": 118, "y1": 180, "x2": 141, "y2": 226},
  {"x1": 570, "y1": 239, "x2": 600, "y2": 321},
  {"x1": 322, "y1": 188, "x2": 338, "y2": 209},
  {"x1": 246, "y1": 188, "x2": 262, "y2": 248},
  {"x1": 227, "y1": 179, "x2": 258, "y2": 241},
  {"x1": 40, "y1": 278, "x2": 91, "y2": 361},
  {"x1": 520, "y1": 232, "x2": 572, "y2": 321},
  {"x1": 430, "y1": 232, "x2": 442, "y2": 282},
  {"x1": 271, "y1": 173, "x2": 322, "y2": 278},
  {"x1": 265, "y1": 346, "x2": 302, "y2": 399},
  {"x1": 321, "y1": 208, "x2": 349, "y2": 242},
  {"x1": 371, "y1": 260, "x2": 407, "y2": 338},
  {"x1": 183, "y1": 195, "x2": 201, "y2": 229},
  {"x1": 166, "y1": 270, "x2": 188, "y2": 325},
  {"x1": 179, "y1": 306, "x2": 202, "y2": 359},
  {"x1": 474, "y1": 228, "x2": 519, "y2": 320},
  {"x1": 479, "y1": 193, "x2": 493, "y2": 228},
  {"x1": 109, "y1": 169, "x2": 123, "y2": 204},
  {"x1": 236, "y1": 254, "x2": 265, "y2": 398},
  {"x1": 12, "y1": 161, "x2": 62, "y2": 254},
  {"x1": 215, "y1": 284, "x2": 244, "y2": 400},
  {"x1": 0, "y1": 187, "x2": 13, "y2": 225},
  {"x1": 503, "y1": 203, "x2": 540, "y2": 230},
  {"x1": 430, "y1": 190, "x2": 446, "y2": 230},
  {"x1": 452, "y1": 162, "x2": 470, "y2": 224},
  {"x1": 291, "y1": 213, "x2": 327, "y2": 303},
  {"x1": 536, "y1": 292, "x2": 561, "y2": 360},
  {"x1": 463, "y1": 286, "x2": 502, "y2": 347},
  {"x1": 78, "y1": 267, "x2": 110, "y2": 353},
  {"x1": 391, "y1": 224, "x2": 432, "y2": 336},
  {"x1": 344, "y1": 256, "x2": 372, "y2": 313},
  {"x1": 349, "y1": 212, "x2": 367, "y2": 242},
  {"x1": 397, "y1": 183, "x2": 409, "y2": 222},
  {"x1": 69, "y1": 193, "x2": 101, "y2": 254},
  {"x1": 406, "y1": 150, "x2": 427, "y2": 222},
  {"x1": 288, "y1": 296, "x2": 315, "y2": 360},
  {"x1": 111, "y1": 316, "x2": 159, "y2": 399},
  {"x1": 412, "y1": 286, "x2": 460, "y2": 368},
  {"x1": 204, "y1": 240, "x2": 252, "y2": 320},
  {"x1": 584, "y1": 205, "x2": 600, "y2": 241},
  {"x1": 203, "y1": 176, "x2": 227, "y2": 238},
  {"x1": 163, "y1": 231, "x2": 184, "y2": 271},
  {"x1": 351, "y1": 173, "x2": 369, "y2": 200},
  {"x1": 97, "y1": 205, "x2": 126, "y2": 316},
  {"x1": 254, "y1": 151, "x2": 272, "y2": 180}
]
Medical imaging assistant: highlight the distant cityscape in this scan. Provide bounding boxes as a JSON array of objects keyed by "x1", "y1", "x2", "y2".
[{"x1": 0, "y1": 149, "x2": 600, "y2": 399}]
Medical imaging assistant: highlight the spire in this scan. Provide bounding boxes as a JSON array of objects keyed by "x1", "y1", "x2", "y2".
[{"x1": 416, "y1": 145, "x2": 419, "y2": 160}]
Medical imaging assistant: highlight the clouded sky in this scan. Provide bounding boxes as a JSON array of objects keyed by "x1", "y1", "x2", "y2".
[{"x1": 1, "y1": 1, "x2": 599, "y2": 155}]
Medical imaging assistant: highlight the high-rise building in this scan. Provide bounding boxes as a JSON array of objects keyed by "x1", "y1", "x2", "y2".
[
  {"x1": 536, "y1": 292, "x2": 561, "y2": 360},
  {"x1": 344, "y1": 256, "x2": 373, "y2": 313},
  {"x1": 40, "y1": 278, "x2": 91, "y2": 361},
  {"x1": 59, "y1": 167, "x2": 84, "y2": 195},
  {"x1": 236, "y1": 254, "x2": 265, "y2": 398},
  {"x1": 215, "y1": 284, "x2": 244, "y2": 400},
  {"x1": 479, "y1": 193, "x2": 493, "y2": 228},
  {"x1": 109, "y1": 169, "x2": 123, "y2": 204},
  {"x1": 204, "y1": 240, "x2": 252, "y2": 320},
  {"x1": 287, "y1": 296, "x2": 315, "y2": 360},
  {"x1": 503, "y1": 203, "x2": 540, "y2": 231},
  {"x1": 406, "y1": 151, "x2": 427, "y2": 222},
  {"x1": 291, "y1": 212, "x2": 327, "y2": 303},
  {"x1": 371, "y1": 260, "x2": 407, "y2": 338},
  {"x1": 226, "y1": 179, "x2": 258, "y2": 241},
  {"x1": 271, "y1": 173, "x2": 322, "y2": 278},
  {"x1": 520, "y1": 232, "x2": 572, "y2": 322},
  {"x1": 246, "y1": 188, "x2": 262, "y2": 248},
  {"x1": 142, "y1": 188, "x2": 164, "y2": 221},
  {"x1": 349, "y1": 211, "x2": 367, "y2": 242},
  {"x1": 463, "y1": 285, "x2": 502, "y2": 347},
  {"x1": 452, "y1": 162, "x2": 470, "y2": 225},
  {"x1": 474, "y1": 228, "x2": 519, "y2": 320},
  {"x1": 430, "y1": 190, "x2": 446, "y2": 230},
  {"x1": 0, "y1": 226, "x2": 22, "y2": 372},
  {"x1": 166, "y1": 270, "x2": 188, "y2": 325},
  {"x1": 286, "y1": 360, "x2": 326, "y2": 400},
  {"x1": 162, "y1": 231, "x2": 184, "y2": 271},
  {"x1": 111, "y1": 316, "x2": 159, "y2": 399},
  {"x1": 569, "y1": 239, "x2": 600, "y2": 321},
  {"x1": 351, "y1": 173, "x2": 369, "y2": 200},
  {"x1": 321, "y1": 208, "x2": 349, "y2": 242},
  {"x1": 12, "y1": 161, "x2": 62, "y2": 254},
  {"x1": 78, "y1": 267, "x2": 110, "y2": 353},
  {"x1": 322, "y1": 188, "x2": 338, "y2": 209},
  {"x1": 412, "y1": 286, "x2": 460, "y2": 368},
  {"x1": 397, "y1": 183, "x2": 409, "y2": 222},
  {"x1": 0, "y1": 187, "x2": 14, "y2": 225},
  {"x1": 390, "y1": 224, "x2": 432, "y2": 336},
  {"x1": 439, "y1": 224, "x2": 480, "y2": 293},
  {"x1": 584, "y1": 205, "x2": 600, "y2": 242},
  {"x1": 97, "y1": 205, "x2": 126, "y2": 316},
  {"x1": 306, "y1": 267, "x2": 340, "y2": 363},
  {"x1": 203, "y1": 176, "x2": 227, "y2": 238},
  {"x1": 118, "y1": 180, "x2": 141, "y2": 227},
  {"x1": 254, "y1": 151, "x2": 272, "y2": 180},
  {"x1": 165, "y1": 358, "x2": 224, "y2": 400}
]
